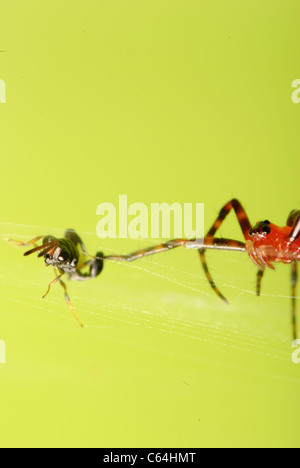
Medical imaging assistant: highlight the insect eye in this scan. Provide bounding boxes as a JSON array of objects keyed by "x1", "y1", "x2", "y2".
[{"x1": 58, "y1": 251, "x2": 70, "y2": 262}]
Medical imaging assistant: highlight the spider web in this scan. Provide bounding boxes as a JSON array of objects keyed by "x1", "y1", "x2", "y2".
[{"x1": 0, "y1": 221, "x2": 299, "y2": 372}]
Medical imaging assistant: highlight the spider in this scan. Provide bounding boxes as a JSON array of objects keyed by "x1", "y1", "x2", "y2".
[
  {"x1": 102, "y1": 199, "x2": 300, "y2": 339},
  {"x1": 10, "y1": 200, "x2": 300, "y2": 337},
  {"x1": 9, "y1": 229, "x2": 104, "y2": 327}
]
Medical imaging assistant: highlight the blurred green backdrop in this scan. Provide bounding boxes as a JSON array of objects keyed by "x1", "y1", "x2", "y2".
[{"x1": 0, "y1": 0, "x2": 299, "y2": 447}]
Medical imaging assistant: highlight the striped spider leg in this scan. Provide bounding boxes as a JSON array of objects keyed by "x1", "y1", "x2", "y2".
[
  {"x1": 198, "y1": 199, "x2": 252, "y2": 303},
  {"x1": 102, "y1": 237, "x2": 246, "y2": 262},
  {"x1": 287, "y1": 210, "x2": 300, "y2": 339},
  {"x1": 199, "y1": 199, "x2": 300, "y2": 339}
]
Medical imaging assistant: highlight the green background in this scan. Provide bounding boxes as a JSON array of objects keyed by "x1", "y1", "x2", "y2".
[{"x1": 0, "y1": 0, "x2": 299, "y2": 448}]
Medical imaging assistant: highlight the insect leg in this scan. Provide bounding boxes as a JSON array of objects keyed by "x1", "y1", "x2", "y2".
[
  {"x1": 42, "y1": 272, "x2": 64, "y2": 300},
  {"x1": 58, "y1": 278, "x2": 83, "y2": 327},
  {"x1": 43, "y1": 270, "x2": 83, "y2": 327},
  {"x1": 89, "y1": 252, "x2": 104, "y2": 278},
  {"x1": 8, "y1": 235, "x2": 45, "y2": 248}
]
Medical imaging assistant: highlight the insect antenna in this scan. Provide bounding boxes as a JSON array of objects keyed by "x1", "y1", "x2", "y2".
[{"x1": 24, "y1": 241, "x2": 59, "y2": 257}]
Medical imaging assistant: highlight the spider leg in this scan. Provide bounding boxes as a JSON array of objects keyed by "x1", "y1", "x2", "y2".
[
  {"x1": 101, "y1": 237, "x2": 245, "y2": 304},
  {"x1": 199, "y1": 249, "x2": 229, "y2": 303},
  {"x1": 103, "y1": 238, "x2": 190, "y2": 262},
  {"x1": 185, "y1": 238, "x2": 246, "y2": 251},
  {"x1": 256, "y1": 268, "x2": 265, "y2": 296},
  {"x1": 288, "y1": 211, "x2": 300, "y2": 242},
  {"x1": 205, "y1": 199, "x2": 252, "y2": 239},
  {"x1": 197, "y1": 237, "x2": 247, "y2": 303},
  {"x1": 102, "y1": 238, "x2": 245, "y2": 262},
  {"x1": 199, "y1": 199, "x2": 252, "y2": 301},
  {"x1": 291, "y1": 260, "x2": 298, "y2": 340}
]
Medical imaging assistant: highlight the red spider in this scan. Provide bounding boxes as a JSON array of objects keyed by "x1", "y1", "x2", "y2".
[{"x1": 103, "y1": 199, "x2": 300, "y2": 340}]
